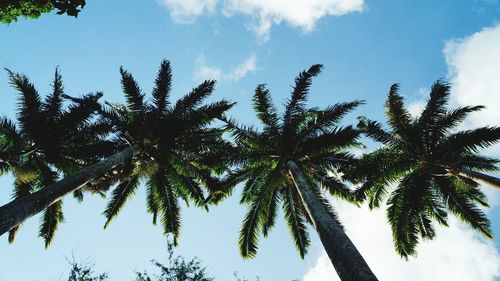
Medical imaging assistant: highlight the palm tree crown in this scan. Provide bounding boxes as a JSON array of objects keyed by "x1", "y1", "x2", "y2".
[
  {"x1": 224, "y1": 65, "x2": 363, "y2": 258},
  {"x1": 99, "y1": 60, "x2": 234, "y2": 244},
  {"x1": 1, "y1": 68, "x2": 109, "y2": 247},
  {"x1": 352, "y1": 81, "x2": 500, "y2": 258}
]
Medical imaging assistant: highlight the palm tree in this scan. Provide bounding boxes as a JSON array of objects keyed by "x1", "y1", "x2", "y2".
[
  {"x1": 351, "y1": 81, "x2": 500, "y2": 258},
  {"x1": 223, "y1": 65, "x2": 378, "y2": 281},
  {"x1": 98, "y1": 60, "x2": 233, "y2": 243},
  {"x1": 0, "y1": 60, "x2": 233, "y2": 244},
  {"x1": 0, "y1": 68, "x2": 111, "y2": 247}
]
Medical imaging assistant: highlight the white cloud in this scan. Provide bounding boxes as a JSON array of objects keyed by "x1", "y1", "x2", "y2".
[
  {"x1": 157, "y1": 0, "x2": 218, "y2": 23},
  {"x1": 303, "y1": 201, "x2": 500, "y2": 281},
  {"x1": 444, "y1": 23, "x2": 500, "y2": 202},
  {"x1": 443, "y1": 24, "x2": 500, "y2": 137},
  {"x1": 158, "y1": 0, "x2": 364, "y2": 40},
  {"x1": 407, "y1": 100, "x2": 426, "y2": 117},
  {"x1": 226, "y1": 54, "x2": 257, "y2": 80},
  {"x1": 194, "y1": 54, "x2": 257, "y2": 82}
]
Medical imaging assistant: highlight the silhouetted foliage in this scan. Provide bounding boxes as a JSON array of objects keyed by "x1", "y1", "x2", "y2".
[
  {"x1": 1, "y1": 68, "x2": 109, "y2": 246},
  {"x1": 224, "y1": 65, "x2": 361, "y2": 258},
  {"x1": 350, "y1": 81, "x2": 500, "y2": 258},
  {"x1": 0, "y1": 0, "x2": 86, "y2": 23},
  {"x1": 222, "y1": 65, "x2": 378, "y2": 280},
  {"x1": 97, "y1": 60, "x2": 234, "y2": 245},
  {"x1": 64, "y1": 241, "x2": 268, "y2": 281},
  {"x1": 67, "y1": 258, "x2": 108, "y2": 281},
  {"x1": 135, "y1": 242, "x2": 213, "y2": 281},
  {"x1": 0, "y1": 60, "x2": 232, "y2": 248}
]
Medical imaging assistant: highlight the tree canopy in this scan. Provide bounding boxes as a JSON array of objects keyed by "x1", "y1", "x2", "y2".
[
  {"x1": 351, "y1": 82, "x2": 500, "y2": 258},
  {"x1": 0, "y1": 0, "x2": 86, "y2": 23}
]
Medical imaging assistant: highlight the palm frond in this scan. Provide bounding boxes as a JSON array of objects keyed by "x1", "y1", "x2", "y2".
[
  {"x1": 434, "y1": 176, "x2": 492, "y2": 238},
  {"x1": 43, "y1": 67, "x2": 64, "y2": 121},
  {"x1": 387, "y1": 171, "x2": 432, "y2": 258},
  {"x1": 313, "y1": 171, "x2": 357, "y2": 204},
  {"x1": 103, "y1": 175, "x2": 140, "y2": 228},
  {"x1": 60, "y1": 92, "x2": 103, "y2": 129},
  {"x1": 357, "y1": 117, "x2": 394, "y2": 145},
  {"x1": 419, "y1": 81, "x2": 450, "y2": 126},
  {"x1": 437, "y1": 105, "x2": 484, "y2": 132},
  {"x1": 0, "y1": 116, "x2": 22, "y2": 156},
  {"x1": 169, "y1": 170, "x2": 207, "y2": 208},
  {"x1": 120, "y1": 67, "x2": 145, "y2": 112},
  {"x1": 173, "y1": 80, "x2": 216, "y2": 114},
  {"x1": 239, "y1": 183, "x2": 275, "y2": 259},
  {"x1": 6, "y1": 69, "x2": 42, "y2": 138},
  {"x1": 252, "y1": 84, "x2": 279, "y2": 130},
  {"x1": 283, "y1": 65, "x2": 322, "y2": 133},
  {"x1": 150, "y1": 169, "x2": 181, "y2": 245},
  {"x1": 39, "y1": 200, "x2": 64, "y2": 248},
  {"x1": 455, "y1": 153, "x2": 499, "y2": 172},
  {"x1": 298, "y1": 101, "x2": 363, "y2": 141},
  {"x1": 299, "y1": 126, "x2": 360, "y2": 156},
  {"x1": 439, "y1": 127, "x2": 500, "y2": 154},
  {"x1": 8, "y1": 225, "x2": 21, "y2": 244},
  {"x1": 281, "y1": 187, "x2": 310, "y2": 258},
  {"x1": 262, "y1": 189, "x2": 280, "y2": 237},
  {"x1": 152, "y1": 59, "x2": 172, "y2": 119},
  {"x1": 385, "y1": 84, "x2": 412, "y2": 138}
]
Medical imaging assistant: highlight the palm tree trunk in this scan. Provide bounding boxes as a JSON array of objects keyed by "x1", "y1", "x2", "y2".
[
  {"x1": 286, "y1": 160, "x2": 378, "y2": 281},
  {"x1": 0, "y1": 145, "x2": 142, "y2": 236},
  {"x1": 458, "y1": 168, "x2": 500, "y2": 190}
]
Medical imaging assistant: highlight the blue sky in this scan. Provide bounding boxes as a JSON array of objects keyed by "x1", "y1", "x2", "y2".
[{"x1": 0, "y1": 0, "x2": 500, "y2": 280}]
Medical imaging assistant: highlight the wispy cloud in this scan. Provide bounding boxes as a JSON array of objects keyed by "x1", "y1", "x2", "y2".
[
  {"x1": 157, "y1": 0, "x2": 364, "y2": 41},
  {"x1": 194, "y1": 53, "x2": 258, "y2": 82},
  {"x1": 157, "y1": 0, "x2": 218, "y2": 23}
]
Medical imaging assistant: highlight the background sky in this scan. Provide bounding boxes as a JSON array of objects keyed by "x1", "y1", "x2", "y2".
[{"x1": 1, "y1": 0, "x2": 500, "y2": 280}]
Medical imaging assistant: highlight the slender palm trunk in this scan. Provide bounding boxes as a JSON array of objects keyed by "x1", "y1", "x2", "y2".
[
  {"x1": 0, "y1": 145, "x2": 142, "y2": 236},
  {"x1": 286, "y1": 160, "x2": 378, "y2": 281},
  {"x1": 458, "y1": 168, "x2": 500, "y2": 190}
]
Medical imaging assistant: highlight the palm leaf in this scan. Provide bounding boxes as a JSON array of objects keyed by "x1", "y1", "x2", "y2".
[
  {"x1": 39, "y1": 200, "x2": 64, "y2": 248},
  {"x1": 6, "y1": 69, "x2": 42, "y2": 138},
  {"x1": 439, "y1": 127, "x2": 500, "y2": 154},
  {"x1": 120, "y1": 67, "x2": 145, "y2": 113},
  {"x1": 385, "y1": 84, "x2": 412, "y2": 139},
  {"x1": 283, "y1": 64, "x2": 323, "y2": 128},
  {"x1": 152, "y1": 59, "x2": 172, "y2": 119},
  {"x1": 43, "y1": 67, "x2": 64, "y2": 121},
  {"x1": 387, "y1": 171, "x2": 431, "y2": 258},
  {"x1": 281, "y1": 187, "x2": 310, "y2": 258},
  {"x1": 434, "y1": 176, "x2": 492, "y2": 238},
  {"x1": 298, "y1": 101, "x2": 363, "y2": 141},
  {"x1": 239, "y1": 183, "x2": 275, "y2": 259},
  {"x1": 173, "y1": 80, "x2": 216, "y2": 114},
  {"x1": 252, "y1": 84, "x2": 279, "y2": 130},
  {"x1": 149, "y1": 169, "x2": 181, "y2": 245},
  {"x1": 103, "y1": 175, "x2": 140, "y2": 228}
]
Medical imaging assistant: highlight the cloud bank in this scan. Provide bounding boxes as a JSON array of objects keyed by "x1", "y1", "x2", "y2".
[
  {"x1": 444, "y1": 24, "x2": 500, "y2": 139},
  {"x1": 158, "y1": 0, "x2": 364, "y2": 40},
  {"x1": 303, "y1": 201, "x2": 500, "y2": 281},
  {"x1": 304, "y1": 24, "x2": 500, "y2": 281}
]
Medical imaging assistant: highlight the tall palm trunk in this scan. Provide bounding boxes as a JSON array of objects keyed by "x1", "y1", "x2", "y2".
[
  {"x1": 0, "y1": 145, "x2": 142, "y2": 236},
  {"x1": 286, "y1": 160, "x2": 378, "y2": 281},
  {"x1": 458, "y1": 168, "x2": 500, "y2": 190}
]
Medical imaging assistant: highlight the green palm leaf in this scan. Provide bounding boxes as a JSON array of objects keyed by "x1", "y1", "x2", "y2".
[{"x1": 103, "y1": 175, "x2": 140, "y2": 228}]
